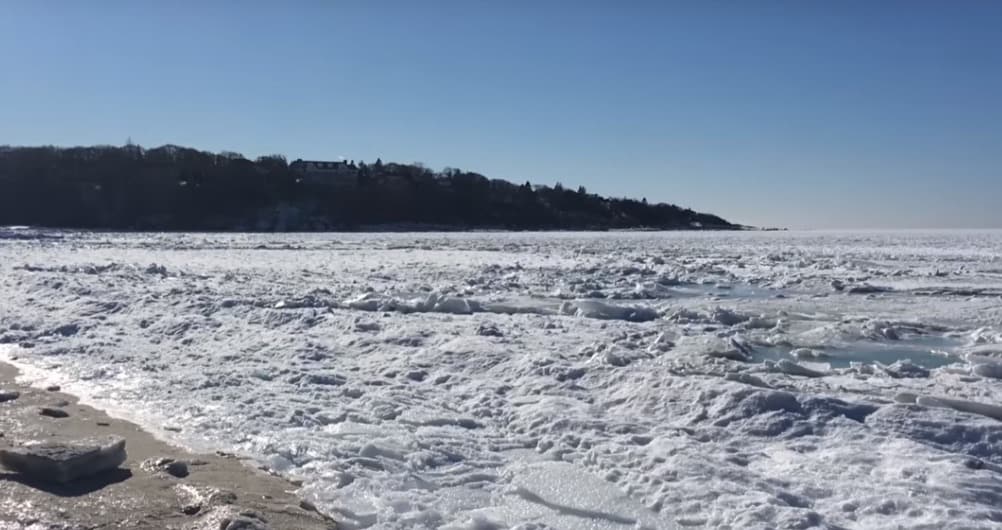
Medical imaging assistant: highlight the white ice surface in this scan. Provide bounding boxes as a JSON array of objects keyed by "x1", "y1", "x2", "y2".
[{"x1": 2, "y1": 230, "x2": 1002, "y2": 529}]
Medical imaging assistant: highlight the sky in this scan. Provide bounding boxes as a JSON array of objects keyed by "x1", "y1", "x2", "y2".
[{"x1": 1, "y1": 1, "x2": 1000, "y2": 229}]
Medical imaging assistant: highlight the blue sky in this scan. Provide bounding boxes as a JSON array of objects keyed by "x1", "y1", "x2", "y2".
[{"x1": 2, "y1": 1, "x2": 1000, "y2": 229}]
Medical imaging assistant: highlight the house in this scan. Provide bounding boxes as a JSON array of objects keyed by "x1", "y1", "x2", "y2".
[{"x1": 290, "y1": 159, "x2": 358, "y2": 186}]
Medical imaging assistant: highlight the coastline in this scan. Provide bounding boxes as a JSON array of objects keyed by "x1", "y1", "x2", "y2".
[
  {"x1": 2, "y1": 223, "x2": 744, "y2": 235},
  {"x1": 0, "y1": 361, "x2": 336, "y2": 530}
]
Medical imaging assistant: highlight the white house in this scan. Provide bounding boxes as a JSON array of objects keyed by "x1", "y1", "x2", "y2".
[{"x1": 290, "y1": 159, "x2": 358, "y2": 185}]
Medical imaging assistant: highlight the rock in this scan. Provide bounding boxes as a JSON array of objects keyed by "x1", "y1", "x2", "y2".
[
  {"x1": 0, "y1": 437, "x2": 127, "y2": 483},
  {"x1": 40, "y1": 407, "x2": 70, "y2": 418},
  {"x1": 46, "y1": 385, "x2": 61, "y2": 392},
  {"x1": 175, "y1": 483, "x2": 238, "y2": 516},
  {"x1": 0, "y1": 390, "x2": 20, "y2": 403},
  {"x1": 142, "y1": 457, "x2": 190, "y2": 478},
  {"x1": 142, "y1": 457, "x2": 170, "y2": 472},
  {"x1": 221, "y1": 513, "x2": 270, "y2": 530},
  {"x1": 166, "y1": 461, "x2": 189, "y2": 478}
]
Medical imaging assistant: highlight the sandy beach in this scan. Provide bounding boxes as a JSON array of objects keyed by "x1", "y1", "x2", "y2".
[{"x1": 0, "y1": 361, "x2": 336, "y2": 530}]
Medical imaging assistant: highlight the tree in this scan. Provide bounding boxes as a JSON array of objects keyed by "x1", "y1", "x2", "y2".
[
  {"x1": 256, "y1": 154, "x2": 287, "y2": 169},
  {"x1": 0, "y1": 143, "x2": 733, "y2": 231}
]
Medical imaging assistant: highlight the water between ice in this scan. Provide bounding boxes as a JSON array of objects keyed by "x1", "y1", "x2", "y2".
[{"x1": 753, "y1": 333, "x2": 964, "y2": 369}]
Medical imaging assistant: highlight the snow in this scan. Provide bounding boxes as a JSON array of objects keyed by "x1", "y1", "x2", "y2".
[{"x1": 2, "y1": 229, "x2": 1002, "y2": 528}]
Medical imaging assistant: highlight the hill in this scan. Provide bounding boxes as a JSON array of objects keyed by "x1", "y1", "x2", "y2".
[{"x1": 0, "y1": 144, "x2": 736, "y2": 231}]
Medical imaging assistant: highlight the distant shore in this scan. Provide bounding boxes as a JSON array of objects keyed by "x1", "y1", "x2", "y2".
[
  {"x1": 3, "y1": 221, "x2": 749, "y2": 233},
  {"x1": 0, "y1": 144, "x2": 736, "y2": 233}
]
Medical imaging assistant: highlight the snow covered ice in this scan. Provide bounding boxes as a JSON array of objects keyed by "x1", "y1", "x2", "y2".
[{"x1": 2, "y1": 229, "x2": 1002, "y2": 528}]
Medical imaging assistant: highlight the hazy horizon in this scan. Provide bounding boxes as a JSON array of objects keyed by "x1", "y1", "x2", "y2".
[{"x1": 2, "y1": 1, "x2": 1000, "y2": 229}]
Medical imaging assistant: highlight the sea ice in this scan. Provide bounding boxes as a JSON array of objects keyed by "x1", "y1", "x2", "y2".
[{"x1": 2, "y1": 229, "x2": 1002, "y2": 528}]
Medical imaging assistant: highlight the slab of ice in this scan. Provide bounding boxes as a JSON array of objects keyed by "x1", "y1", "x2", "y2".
[
  {"x1": 0, "y1": 437, "x2": 127, "y2": 484},
  {"x1": 452, "y1": 462, "x2": 663, "y2": 529},
  {"x1": 772, "y1": 359, "x2": 828, "y2": 378},
  {"x1": 916, "y1": 395, "x2": 1002, "y2": 422},
  {"x1": 559, "y1": 300, "x2": 659, "y2": 322}
]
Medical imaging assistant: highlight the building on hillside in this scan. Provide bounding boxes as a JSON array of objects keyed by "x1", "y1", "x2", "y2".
[{"x1": 290, "y1": 159, "x2": 358, "y2": 186}]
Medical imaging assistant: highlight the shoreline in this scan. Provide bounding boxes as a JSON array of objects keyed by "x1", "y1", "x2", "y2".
[
  {"x1": 0, "y1": 360, "x2": 336, "y2": 530},
  {"x1": 3, "y1": 223, "x2": 745, "y2": 233}
]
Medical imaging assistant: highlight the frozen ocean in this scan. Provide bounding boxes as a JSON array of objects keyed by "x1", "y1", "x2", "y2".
[{"x1": 2, "y1": 229, "x2": 1002, "y2": 529}]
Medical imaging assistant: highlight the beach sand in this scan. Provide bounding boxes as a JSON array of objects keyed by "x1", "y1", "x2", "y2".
[{"x1": 0, "y1": 361, "x2": 336, "y2": 530}]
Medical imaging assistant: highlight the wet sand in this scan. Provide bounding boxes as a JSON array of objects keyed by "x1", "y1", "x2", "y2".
[{"x1": 0, "y1": 362, "x2": 336, "y2": 529}]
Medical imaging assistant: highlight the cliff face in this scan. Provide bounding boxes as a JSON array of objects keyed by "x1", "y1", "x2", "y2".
[{"x1": 0, "y1": 145, "x2": 736, "y2": 231}]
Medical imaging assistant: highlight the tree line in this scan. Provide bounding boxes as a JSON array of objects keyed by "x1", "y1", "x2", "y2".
[{"x1": 0, "y1": 144, "x2": 735, "y2": 231}]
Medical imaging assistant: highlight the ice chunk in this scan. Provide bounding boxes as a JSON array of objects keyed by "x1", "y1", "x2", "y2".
[
  {"x1": 723, "y1": 372, "x2": 772, "y2": 388},
  {"x1": 790, "y1": 348, "x2": 829, "y2": 361},
  {"x1": 693, "y1": 336, "x2": 753, "y2": 362},
  {"x1": 867, "y1": 404, "x2": 1002, "y2": 463},
  {"x1": 460, "y1": 461, "x2": 662, "y2": 528},
  {"x1": 427, "y1": 293, "x2": 477, "y2": 315},
  {"x1": 711, "y1": 307, "x2": 748, "y2": 326},
  {"x1": 916, "y1": 395, "x2": 1002, "y2": 422},
  {"x1": 0, "y1": 436, "x2": 127, "y2": 483},
  {"x1": 647, "y1": 331, "x2": 675, "y2": 353},
  {"x1": 560, "y1": 300, "x2": 659, "y2": 322},
  {"x1": 972, "y1": 362, "x2": 1002, "y2": 379},
  {"x1": 847, "y1": 284, "x2": 892, "y2": 294},
  {"x1": 345, "y1": 292, "x2": 393, "y2": 312},
  {"x1": 772, "y1": 359, "x2": 827, "y2": 378},
  {"x1": 879, "y1": 360, "x2": 931, "y2": 378}
]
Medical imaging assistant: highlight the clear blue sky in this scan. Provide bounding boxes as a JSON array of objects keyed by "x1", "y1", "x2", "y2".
[{"x1": 2, "y1": 1, "x2": 1000, "y2": 229}]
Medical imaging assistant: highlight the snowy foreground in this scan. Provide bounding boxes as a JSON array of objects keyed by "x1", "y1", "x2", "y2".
[{"x1": 2, "y1": 230, "x2": 1002, "y2": 529}]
